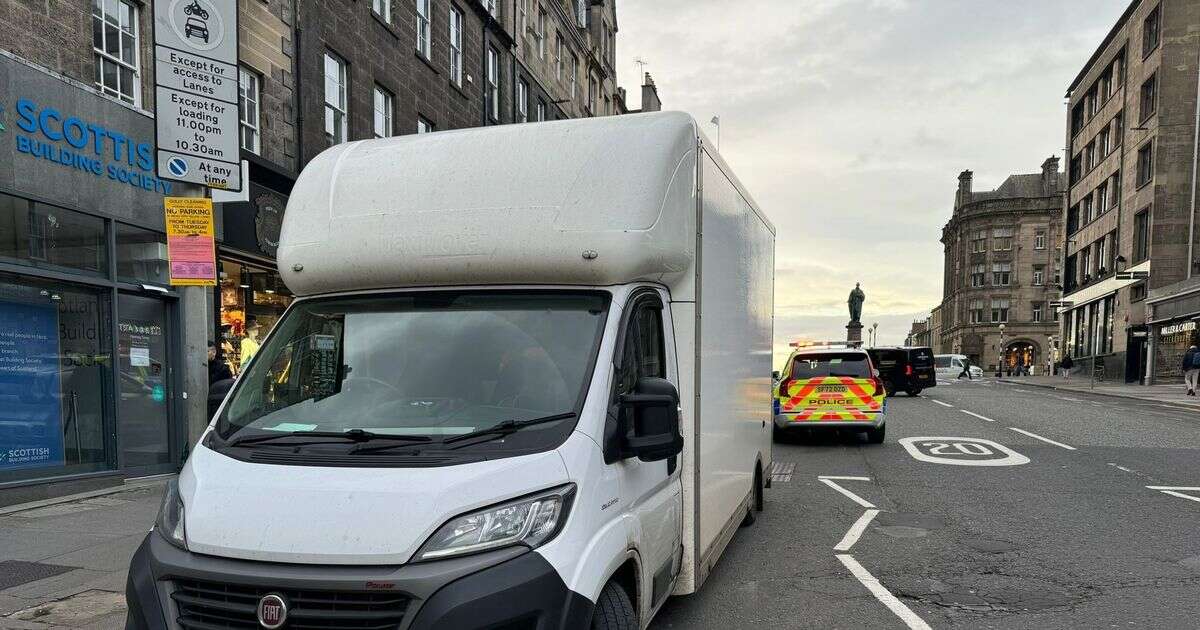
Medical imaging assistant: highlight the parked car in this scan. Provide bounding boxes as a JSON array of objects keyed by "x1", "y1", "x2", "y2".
[
  {"x1": 868, "y1": 346, "x2": 936, "y2": 396},
  {"x1": 935, "y1": 354, "x2": 984, "y2": 379},
  {"x1": 774, "y1": 344, "x2": 887, "y2": 443}
]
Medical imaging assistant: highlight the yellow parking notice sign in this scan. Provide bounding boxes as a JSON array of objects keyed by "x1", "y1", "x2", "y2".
[{"x1": 164, "y1": 197, "x2": 216, "y2": 286}]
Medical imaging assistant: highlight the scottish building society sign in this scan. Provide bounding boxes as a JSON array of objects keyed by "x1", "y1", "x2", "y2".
[{"x1": 153, "y1": 0, "x2": 241, "y2": 190}]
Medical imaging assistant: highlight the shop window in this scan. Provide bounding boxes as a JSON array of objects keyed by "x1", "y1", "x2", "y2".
[
  {"x1": 0, "y1": 273, "x2": 114, "y2": 483},
  {"x1": 0, "y1": 194, "x2": 108, "y2": 277},
  {"x1": 219, "y1": 261, "x2": 293, "y2": 376},
  {"x1": 116, "y1": 224, "x2": 169, "y2": 285}
]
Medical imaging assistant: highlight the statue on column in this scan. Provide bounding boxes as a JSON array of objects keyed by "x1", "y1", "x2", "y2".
[{"x1": 848, "y1": 283, "x2": 866, "y2": 324}]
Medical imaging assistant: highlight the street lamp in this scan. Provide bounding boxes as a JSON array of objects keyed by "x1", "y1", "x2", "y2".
[{"x1": 871, "y1": 322, "x2": 879, "y2": 348}]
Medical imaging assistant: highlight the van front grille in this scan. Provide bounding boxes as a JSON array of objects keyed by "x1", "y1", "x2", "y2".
[{"x1": 172, "y1": 579, "x2": 410, "y2": 629}]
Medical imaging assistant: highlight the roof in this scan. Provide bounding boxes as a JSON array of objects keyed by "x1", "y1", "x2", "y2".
[
  {"x1": 971, "y1": 173, "x2": 1059, "y2": 202},
  {"x1": 1065, "y1": 0, "x2": 1142, "y2": 96}
]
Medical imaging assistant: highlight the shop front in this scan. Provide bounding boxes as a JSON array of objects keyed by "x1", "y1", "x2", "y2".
[
  {"x1": 0, "y1": 57, "x2": 192, "y2": 499},
  {"x1": 215, "y1": 176, "x2": 293, "y2": 377},
  {"x1": 1151, "y1": 319, "x2": 1198, "y2": 382},
  {"x1": 1146, "y1": 278, "x2": 1200, "y2": 385}
]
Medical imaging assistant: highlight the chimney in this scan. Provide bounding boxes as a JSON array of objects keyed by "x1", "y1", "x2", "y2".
[
  {"x1": 956, "y1": 170, "x2": 973, "y2": 208},
  {"x1": 1041, "y1": 156, "x2": 1061, "y2": 194},
  {"x1": 641, "y1": 73, "x2": 662, "y2": 113}
]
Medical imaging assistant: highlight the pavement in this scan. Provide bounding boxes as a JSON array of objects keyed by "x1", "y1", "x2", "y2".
[
  {"x1": 995, "y1": 374, "x2": 1200, "y2": 409},
  {"x1": 3, "y1": 378, "x2": 1199, "y2": 629},
  {"x1": 0, "y1": 484, "x2": 162, "y2": 629},
  {"x1": 651, "y1": 377, "x2": 1200, "y2": 628}
]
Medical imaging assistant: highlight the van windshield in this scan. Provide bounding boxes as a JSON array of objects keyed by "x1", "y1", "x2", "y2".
[{"x1": 215, "y1": 291, "x2": 609, "y2": 453}]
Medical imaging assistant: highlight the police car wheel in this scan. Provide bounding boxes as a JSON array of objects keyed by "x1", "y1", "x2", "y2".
[
  {"x1": 592, "y1": 580, "x2": 637, "y2": 630},
  {"x1": 866, "y1": 424, "x2": 885, "y2": 444},
  {"x1": 772, "y1": 425, "x2": 785, "y2": 443}
]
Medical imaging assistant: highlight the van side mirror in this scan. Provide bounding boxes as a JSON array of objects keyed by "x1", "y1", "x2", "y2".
[
  {"x1": 772, "y1": 370, "x2": 780, "y2": 380},
  {"x1": 619, "y1": 377, "x2": 683, "y2": 462}
]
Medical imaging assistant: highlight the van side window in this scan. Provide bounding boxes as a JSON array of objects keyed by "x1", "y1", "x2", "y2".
[{"x1": 617, "y1": 299, "x2": 665, "y2": 394}]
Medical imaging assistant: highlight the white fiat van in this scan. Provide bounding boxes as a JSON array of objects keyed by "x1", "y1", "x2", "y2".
[{"x1": 125, "y1": 112, "x2": 775, "y2": 629}]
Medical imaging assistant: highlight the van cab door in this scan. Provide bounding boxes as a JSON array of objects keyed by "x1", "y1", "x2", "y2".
[{"x1": 611, "y1": 289, "x2": 683, "y2": 616}]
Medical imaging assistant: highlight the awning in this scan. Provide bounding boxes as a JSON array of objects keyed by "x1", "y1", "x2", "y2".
[{"x1": 1056, "y1": 260, "x2": 1150, "y2": 314}]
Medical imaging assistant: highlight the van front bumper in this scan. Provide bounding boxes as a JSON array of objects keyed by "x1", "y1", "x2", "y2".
[{"x1": 126, "y1": 532, "x2": 594, "y2": 630}]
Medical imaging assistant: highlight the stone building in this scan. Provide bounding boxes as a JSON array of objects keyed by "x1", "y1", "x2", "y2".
[
  {"x1": 936, "y1": 160, "x2": 1065, "y2": 373},
  {"x1": 1062, "y1": 0, "x2": 1200, "y2": 384}
]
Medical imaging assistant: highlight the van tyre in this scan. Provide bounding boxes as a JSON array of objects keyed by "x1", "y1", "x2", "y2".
[
  {"x1": 866, "y1": 424, "x2": 885, "y2": 444},
  {"x1": 592, "y1": 581, "x2": 637, "y2": 630}
]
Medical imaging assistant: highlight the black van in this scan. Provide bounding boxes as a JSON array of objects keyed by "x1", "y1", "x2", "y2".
[{"x1": 867, "y1": 346, "x2": 936, "y2": 396}]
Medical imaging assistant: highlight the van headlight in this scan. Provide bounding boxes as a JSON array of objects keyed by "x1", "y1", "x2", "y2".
[
  {"x1": 415, "y1": 484, "x2": 575, "y2": 561},
  {"x1": 155, "y1": 479, "x2": 188, "y2": 550}
]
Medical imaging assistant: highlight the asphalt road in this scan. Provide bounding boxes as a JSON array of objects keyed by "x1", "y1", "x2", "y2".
[{"x1": 650, "y1": 378, "x2": 1200, "y2": 629}]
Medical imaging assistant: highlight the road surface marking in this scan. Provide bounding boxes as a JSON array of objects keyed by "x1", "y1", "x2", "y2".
[
  {"x1": 930, "y1": 399, "x2": 954, "y2": 408},
  {"x1": 1008, "y1": 428, "x2": 1077, "y2": 451},
  {"x1": 1014, "y1": 389, "x2": 1031, "y2": 393},
  {"x1": 1059, "y1": 396, "x2": 1083, "y2": 402},
  {"x1": 899, "y1": 437, "x2": 1030, "y2": 466},
  {"x1": 836, "y1": 554, "x2": 933, "y2": 630},
  {"x1": 819, "y1": 478, "x2": 876, "y2": 509},
  {"x1": 1108, "y1": 463, "x2": 1135, "y2": 473},
  {"x1": 770, "y1": 462, "x2": 795, "y2": 483},
  {"x1": 818, "y1": 475, "x2": 871, "y2": 481},
  {"x1": 834, "y1": 509, "x2": 880, "y2": 552},
  {"x1": 961, "y1": 410, "x2": 995, "y2": 422},
  {"x1": 1146, "y1": 487, "x2": 1200, "y2": 503}
]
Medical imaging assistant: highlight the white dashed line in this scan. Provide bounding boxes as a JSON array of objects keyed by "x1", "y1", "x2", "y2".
[
  {"x1": 961, "y1": 410, "x2": 995, "y2": 422},
  {"x1": 818, "y1": 475, "x2": 871, "y2": 481},
  {"x1": 1014, "y1": 389, "x2": 1031, "y2": 393},
  {"x1": 1108, "y1": 463, "x2": 1135, "y2": 473},
  {"x1": 819, "y1": 477, "x2": 876, "y2": 509},
  {"x1": 834, "y1": 509, "x2": 880, "y2": 552},
  {"x1": 1059, "y1": 396, "x2": 1083, "y2": 402},
  {"x1": 1146, "y1": 486, "x2": 1200, "y2": 503},
  {"x1": 836, "y1": 554, "x2": 933, "y2": 630},
  {"x1": 1008, "y1": 427, "x2": 1076, "y2": 450},
  {"x1": 930, "y1": 399, "x2": 953, "y2": 408}
]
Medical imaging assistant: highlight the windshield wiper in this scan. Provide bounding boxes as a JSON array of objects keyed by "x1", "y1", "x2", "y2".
[
  {"x1": 227, "y1": 429, "x2": 432, "y2": 448},
  {"x1": 440, "y1": 412, "x2": 577, "y2": 449}
]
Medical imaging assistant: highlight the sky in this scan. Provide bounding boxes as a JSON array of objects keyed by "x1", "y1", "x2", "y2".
[{"x1": 615, "y1": 0, "x2": 1130, "y2": 365}]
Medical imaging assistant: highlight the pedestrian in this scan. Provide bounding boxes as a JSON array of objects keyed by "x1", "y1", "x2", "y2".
[
  {"x1": 1060, "y1": 354, "x2": 1074, "y2": 379},
  {"x1": 207, "y1": 341, "x2": 233, "y2": 385},
  {"x1": 1183, "y1": 345, "x2": 1200, "y2": 396},
  {"x1": 958, "y1": 358, "x2": 973, "y2": 380},
  {"x1": 240, "y1": 319, "x2": 262, "y2": 369}
]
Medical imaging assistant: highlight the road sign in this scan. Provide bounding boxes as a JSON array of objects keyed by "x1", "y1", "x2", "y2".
[
  {"x1": 1049, "y1": 301, "x2": 1073, "y2": 308},
  {"x1": 153, "y1": 0, "x2": 241, "y2": 191},
  {"x1": 164, "y1": 197, "x2": 217, "y2": 286},
  {"x1": 898, "y1": 436, "x2": 1030, "y2": 466},
  {"x1": 1116, "y1": 271, "x2": 1150, "y2": 280}
]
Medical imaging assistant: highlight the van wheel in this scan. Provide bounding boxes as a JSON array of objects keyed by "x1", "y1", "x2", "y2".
[
  {"x1": 592, "y1": 580, "x2": 637, "y2": 630},
  {"x1": 754, "y1": 465, "x2": 765, "y2": 512},
  {"x1": 866, "y1": 424, "x2": 886, "y2": 444}
]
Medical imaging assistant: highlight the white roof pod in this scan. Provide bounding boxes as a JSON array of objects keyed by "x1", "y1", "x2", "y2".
[{"x1": 278, "y1": 111, "x2": 739, "y2": 299}]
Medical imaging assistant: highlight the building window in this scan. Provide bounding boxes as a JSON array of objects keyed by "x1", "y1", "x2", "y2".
[
  {"x1": 1143, "y1": 4, "x2": 1160, "y2": 57},
  {"x1": 1035, "y1": 230, "x2": 1046, "y2": 250},
  {"x1": 1080, "y1": 247, "x2": 1092, "y2": 282},
  {"x1": 484, "y1": 0, "x2": 498, "y2": 18},
  {"x1": 517, "y1": 0, "x2": 528, "y2": 38},
  {"x1": 449, "y1": 6, "x2": 463, "y2": 85},
  {"x1": 1033, "y1": 266, "x2": 1045, "y2": 286},
  {"x1": 536, "y1": 8, "x2": 547, "y2": 59},
  {"x1": 969, "y1": 299, "x2": 985, "y2": 324},
  {"x1": 992, "y1": 227, "x2": 1013, "y2": 251},
  {"x1": 515, "y1": 78, "x2": 529, "y2": 123},
  {"x1": 570, "y1": 52, "x2": 579, "y2": 99},
  {"x1": 1083, "y1": 194, "x2": 1095, "y2": 223},
  {"x1": 373, "y1": 0, "x2": 391, "y2": 23},
  {"x1": 1071, "y1": 102, "x2": 1085, "y2": 137},
  {"x1": 536, "y1": 99, "x2": 547, "y2": 122},
  {"x1": 1054, "y1": 260, "x2": 1062, "y2": 286},
  {"x1": 1110, "y1": 170, "x2": 1122, "y2": 208},
  {"x1": 1137, "y1": 142, "x2": 1154, "y2": 188},
  {"x1": 417, "y1": 116, "x2": 434, "y2": 134},
  {"x1": 1095, "y1": 182, "x2": 1108, "y2": 214},
  {"x1": 1131, "y1": 283, "x2": 1147, "y2": 302},
  {"x1": 1032, "y1": 303, "x2": 1044, "y2": 323},
  {"x1": 555, "y1": 31, "x2": 564, "y2": 80},
  {"x1": 487, "y1": 46, "x2": 500, "y2": 121},
  {"x1": 373, "y1": 85, "x2": 393, "y2": 138},
  {"x1": 1134, "y1": 208, "x2": 1151, "y2": 263},
  {"x1": 970, "y1": 230, "x2": 987, "y2": 253},
  {"x1": 323, "y1": 52, "x2": 348, "y2": 144},
  {"x1": 991, "y1": 298, "x2": 1010, "y2": 324},
  {"x1": 416, "y1": 0, "x2": 432, "y2": 60},
  {"x1": 1099, "y1": 127, "x2": 1110, "y2": 157},
  {"x1": 1067, "y1": 203, "x2": 1080, "y2": 234},
  {"x1": 238, "y1": 66, "x2": 261, "y2": 154},
  {"x1": 1069, "y1": 154, "x2": 1082, "y2": 185},
  {"x1": 992, "y1": 262, "x2": 1011, "y2": 287},
  {"x1": 970, "y1": 264, "x2": 985, "y2": 287},
  {"x1": 588, "y1": 73, "x2": 598, "y2": 114},
  {"x1": 92, "y1": 0, "x2": 140, "y2": 104},
  {"x1": 1140, "y1": 73, "x2": 1157, "y2": 122},
  {"x1": 1084, "y1": 141, "x2": 1095, "y2": 171}
]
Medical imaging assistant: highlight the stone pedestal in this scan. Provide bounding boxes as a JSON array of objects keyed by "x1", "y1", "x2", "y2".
[{"x1": 847, "y1": 321, "x2": 863, "y2": 345}]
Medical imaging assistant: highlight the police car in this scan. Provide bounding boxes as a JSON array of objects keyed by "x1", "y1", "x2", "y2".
[{"x1": 773, "y1": 342, "x2": 887, "y2": 443}]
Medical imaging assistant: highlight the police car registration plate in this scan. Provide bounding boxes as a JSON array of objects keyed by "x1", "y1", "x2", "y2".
[{"x1": 816, "y1": 384, "x2": 846, "y2": 393}]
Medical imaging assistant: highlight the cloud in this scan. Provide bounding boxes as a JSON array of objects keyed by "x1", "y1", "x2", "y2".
[{"x1": 617, "y1": 0, "x2": 1128, "y2": 350}]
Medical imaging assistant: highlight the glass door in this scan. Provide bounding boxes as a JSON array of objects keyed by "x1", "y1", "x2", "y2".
[{"x1": 117, "y1": 293, "x2": 173, "y2": 470}]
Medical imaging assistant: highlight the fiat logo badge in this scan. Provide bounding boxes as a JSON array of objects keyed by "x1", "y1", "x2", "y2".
[{"x1": 256, "y1": 593, "x2": 288, "y2": 629}]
